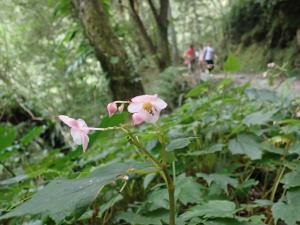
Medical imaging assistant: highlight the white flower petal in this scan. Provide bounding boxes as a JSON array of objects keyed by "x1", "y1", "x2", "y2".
[
  {"x1": 59, "y1": 115, "x2": 78, "y2": 128},
  {"x1": 128, "y1": 103, "x2": 143, "y2": 113},
  {"x1": 71, "y1": 129, "x2": 82, "y2": 145},
  {"x1": 81, "y1": 134, "x2": 89, "y2": 152},
  {"x1": 144, "y1": 111, "x2": 160, "y2": 123},
  {"x1": 153, "y1": 98, "x2": 167, "y2": 110}
]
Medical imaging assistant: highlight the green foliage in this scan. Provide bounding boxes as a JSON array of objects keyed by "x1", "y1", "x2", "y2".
[
  {"x1": 1, "y1": 74, "x2": 300, "y2": 224},
  {"x1": 197, "y1": 173, "x2": 238, "y2": 194},
  {"x1": 180, "y1": 200, "x2": 236, "y2": 221},
  {"x1": 21, "y1": 126, "x2": 45, "y2": 146},
  {"x1": 272, "y1": 190, "x2": 300, "y2": 225},
  {"x1": 0, "y1": 162, "x2": 153, "y2": 223},
  {"x1": 228, "y1": 134, "x2": 263, "y2": 160},
  {"x1": 223, "y1": 53, "x2": 241, "y2": 72},
  {"x1": 0, "y1": 125, "x2": 16, "y2": 151}
]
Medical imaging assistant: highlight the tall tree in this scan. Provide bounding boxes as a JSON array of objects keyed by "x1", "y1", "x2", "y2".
[
  {"x1": 128, "y1": 0, "x2": 171, "y2": 71},
  {"x1": 72, "y1": 0, "x2": 144, "y2": 100},
  {"x1": 147, "y1": 0, "x2": 171, "y2": 69}
]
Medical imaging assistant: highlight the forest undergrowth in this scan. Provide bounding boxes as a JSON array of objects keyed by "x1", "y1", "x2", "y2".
[{"x1": 1, "y1": 76, "x2": 300, "y2": 225}]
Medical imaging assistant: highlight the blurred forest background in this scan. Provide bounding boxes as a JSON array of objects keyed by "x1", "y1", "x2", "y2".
[
  {"x1": 1, "y1": 0, "x2": 300, "y2": 224},
  {"x1": 1, "y1": 0, "x2": 299, "y2": 124}
]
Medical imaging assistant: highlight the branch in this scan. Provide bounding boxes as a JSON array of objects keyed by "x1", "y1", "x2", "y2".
[
  {"x1": 16, "y1": 98, "x2": 43, "y2": 121},
  {"x1": 128, "y1": 0, "x2": 157, "y2": 54},
  {"x1": 147, "y1": 0, "x2": 160, "y2": 24}
]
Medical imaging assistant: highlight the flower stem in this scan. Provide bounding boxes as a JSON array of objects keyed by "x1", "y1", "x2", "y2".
[
  {"x1": 163, "y1": 167, "x2": 176, "y2": 225},
  {"x1": 270, "y1": 166, "x2": 286, "y2": 202},
  {"x1": 123, "y1": 128, "x2": 176, "y2": 225}
]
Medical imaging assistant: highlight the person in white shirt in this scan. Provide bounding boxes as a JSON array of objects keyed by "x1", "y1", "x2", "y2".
[{"x1": 202, "y1": 43, "x2": 215, "y2": 72}]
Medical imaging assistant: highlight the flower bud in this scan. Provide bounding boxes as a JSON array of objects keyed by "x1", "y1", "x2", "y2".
[
  {"x1": 118, "y1": 103, "x2": 125, "y2": 112},
  {"x1": 107, "y1": 102, "x2": 117, "y2": 117}
]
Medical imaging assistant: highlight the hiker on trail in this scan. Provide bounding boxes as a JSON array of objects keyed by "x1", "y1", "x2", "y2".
[
  {"x1": 183, "y1": 44, "x2": 196, "y2": 73},
  {"x1": 202, "y1": 43, "x2": 215, "y2": 73}
]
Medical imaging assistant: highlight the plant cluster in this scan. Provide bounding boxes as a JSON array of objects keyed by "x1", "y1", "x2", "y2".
[{"x1": 1, "y1": 78, "x2": 300, "y2": 225}]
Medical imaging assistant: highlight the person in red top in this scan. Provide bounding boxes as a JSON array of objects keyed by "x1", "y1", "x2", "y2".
[{"x1": 183, "y1": 44, "x2": 196, "y2": 73}]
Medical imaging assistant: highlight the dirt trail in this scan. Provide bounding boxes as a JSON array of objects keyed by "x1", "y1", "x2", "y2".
[{"x1": 198, "y1": 72, "x2": 300, "y2": 92}]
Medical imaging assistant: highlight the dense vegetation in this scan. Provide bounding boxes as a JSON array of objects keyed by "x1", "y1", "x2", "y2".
[
  {"x1": 224, "y1": 0, "x2": 300, "y2": 72},
  {"x1": 0, "y1": 0, "x2": 300, "y2": 225}
]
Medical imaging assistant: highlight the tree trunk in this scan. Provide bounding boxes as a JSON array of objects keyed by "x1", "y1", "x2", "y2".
[
  {"x1": 72, "y1": 0, "x2": 144, "y2": 100},
  {"x1": 168, "y1": 1, "x2": 179, "y2": 65},
  {"x1": 128, "y1": 0, "x2": 162, "y2": 69},
  {"x1": 147, "y1": 0, "x2": 171, "y2": 70}
]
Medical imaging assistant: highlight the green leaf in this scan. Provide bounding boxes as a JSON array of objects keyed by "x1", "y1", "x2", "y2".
[
  {"x1": 272, "y1": 190, "x2": 300, "y2": 225},
  {"x1": 21, "y1": 126, "x2": 44, "y2": 146},
  {"x1": 89, "y1": 112, "x2": 129, "y2": 146},
  {"x1": 116, "y1": 211, "x2": 167, "y2": 225},
  {"x1": 197, "y1": 173, "x2": 238, "y2": 194},
  {"x1": 146, "y1": 188, "x2": 169, "y2": 210},
  {"x1": 0, "y1": 124, "x2": 16, "y2": 151},
  {"x1": 223, "y1": 53, "x2": 241, "y2": 72},
  {"x1": 0, "y1": 161, "x2": 153, "y2": 223},
  {"x1": 243, "y1": 111, "x2": 275, "y2": 126},
  {"x1": 203, "y1": 218, "x2": 265, "y2": 225},
  {"x1": 281, "y1": 164, "x2": 300, "y2": 189},
  {"x1": 186, "y1": 82, "x2": 208, "y2": 97},
  {"x1": 143, "y1": 173, "x2": 157, "y2": 189},
  {"x1": 180, "y1": 200, "x2": 236, "y2": 221},
  {"x1": 228, "y1": 134, "x2": 263, "y2": 160},
  {"x1": 217, "y1": 78, "x2": 233, "y2": 90},
  {"x1": 182, "y1": 144, "x2": 224, "y2": 156},
  {"x1": 288, "y1": 141, "x2": 300, "y2": 155},
  {"x1": 176, "y1": 174, "x2": 203, "y2": 205},
  {"x1": 166, "y1": 138, "x2": 191, "y2": 151}
]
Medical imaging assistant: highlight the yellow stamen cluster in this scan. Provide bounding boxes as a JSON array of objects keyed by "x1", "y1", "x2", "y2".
[{"x1": 143, "y1": 102, "x2": 153, "y2": 112}]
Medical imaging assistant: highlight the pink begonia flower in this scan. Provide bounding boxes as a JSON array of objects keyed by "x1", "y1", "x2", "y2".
[
  {"x1": 128, "y1": 94, "x2": 167, "y2": 125},
  {"x1": 58, "y1": 115, "x2": 90, "y2": 152},
  {"x1": 107, "y1": 102, "x2": 118, "y2": 117}
]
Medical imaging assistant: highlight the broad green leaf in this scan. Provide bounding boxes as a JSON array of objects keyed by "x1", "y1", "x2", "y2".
[
  {"x1": 99, "y1": 194, "x2": 123, "y2": 217},
  {"x1": 228, "y1": 134, "x2": 263, "y2": 160},
  {"x1": 89, "y1": 112, "x2": 129, "y2": 146},
  {"x1": 0, "y1": 125, "x2": 16, "y2": 151},
  {"x1": 243, "y1": 111, "x2": 275, "y2": 126},
  {"x1": 21, "y1": 126, "x2": 44, "y2": 146},
  {"x1": 186, "y1": 82, "x2": 208, "y2": 97},
  {"x1": 0, "y1": 175, "x2": 27, "y2": 186},
  {"x1": 146, "y1": 188, "x2": 169, "y2": 211},
  {"x1": 277, "y1": 78, "x2": 299, "y2": 102},
  {"x1": 116, "y1": 211, "x2": 167, "y2": 225},
  {"x1": 176, "y1": 174, "x2": 203, "y2": 205},
  {"x1": 203, "y1": 218, "x2": 265, "y2": 225},
  {"x1": 223, "y1": 53, "x2": 241, "y2": 72},
  {"x1": 245, "y1": 89, "x2": 277, "y2": 102},
  {"x1": 166, "y1": 138, "x2": 191, "y2": 151},
  {"x1": 272, "y1": 190, "x2": 300, "y2": 225},
  {"x1": 197, "y1": 173, "x2": 238, "y2": 194},
  {"x1": 0, "y1": 161, "x2": 154, "y2": 223},
  {"x1": 217, "y1": 78, "x2": 233, "y2": 90},
  {"x1": 182, "y1": 144, "x2": 224, "y2": 156},
  {"x1": 288, "y1": 141, "x2": 300, "y2": 155},
  {"x1": 281, "y1": 164, "x2": 300, "y2": 189},
  {"x1": 143, "y1": 173, "x2": 157, "y2": 189},
  {"x1": 180, "y1": 200, "x2": 236, "y2": 221}
]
